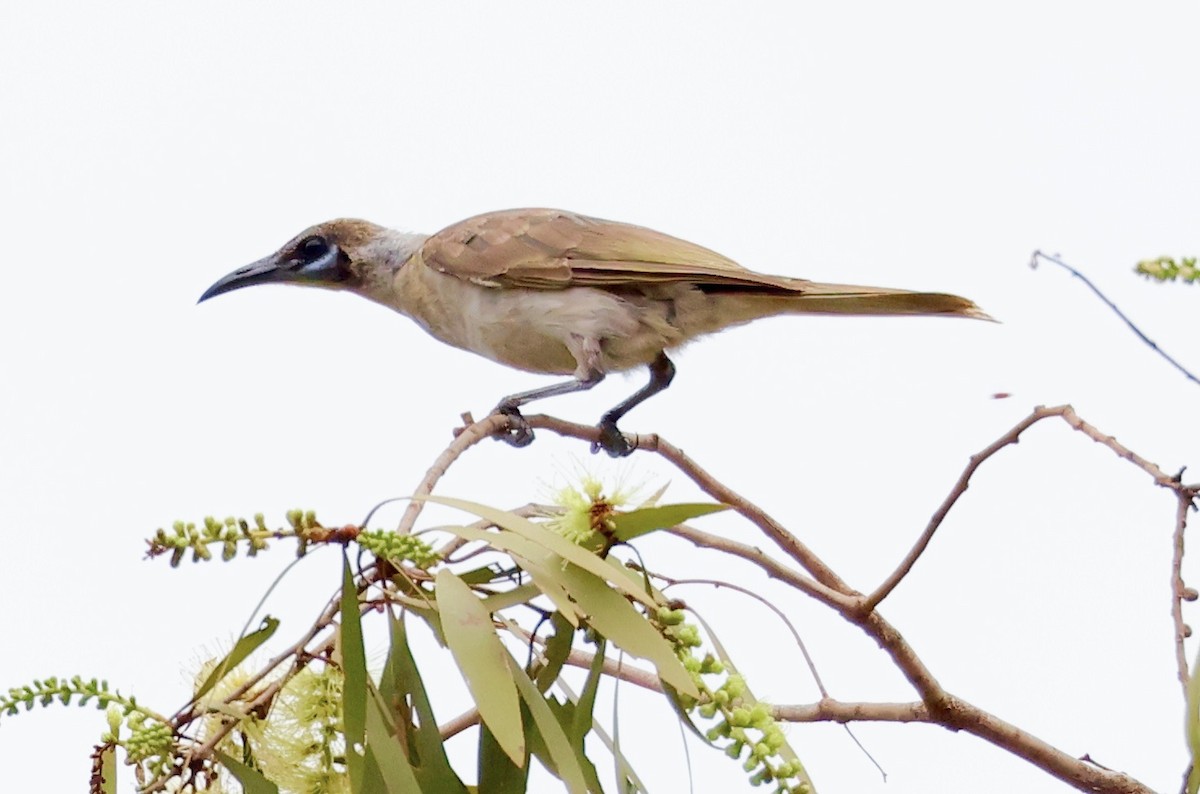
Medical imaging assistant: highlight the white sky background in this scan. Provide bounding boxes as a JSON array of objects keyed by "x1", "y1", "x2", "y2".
[{"x1": 2, "y1": 2, "x2": 1199, "y2": 792}]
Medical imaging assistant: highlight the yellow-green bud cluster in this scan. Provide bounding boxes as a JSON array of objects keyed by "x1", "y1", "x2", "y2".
[
  {"x1": 150, "y1": 513, "x2": 272, "y2": 566},
  {"x1": 357, "y1": 530, "x2": 440, "y2": 568},
  {"x1": 122, "y1": 712, "x2": 174, "y2": 763},
  {"x1": 657, "y1": 610, "x2": 810, "y2": 794},
  {"x1": 1, "y1": 675, "x2": 119, "y2": 719},
  {"x1": 1136, "y1": 256, "x2": 1200, "y2": 283},
  {"x1": 286, "y1": 509, "x2": 321, "y2": 532}
]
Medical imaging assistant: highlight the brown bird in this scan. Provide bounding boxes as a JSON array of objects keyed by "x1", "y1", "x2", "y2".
[{"x1": 200, "y1": 208, "x2": 989, "y2": 456}]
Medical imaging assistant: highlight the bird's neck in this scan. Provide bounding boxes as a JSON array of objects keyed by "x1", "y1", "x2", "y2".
[{"x1": 356, "y1": 228, "x2": 428, "y2": 298}]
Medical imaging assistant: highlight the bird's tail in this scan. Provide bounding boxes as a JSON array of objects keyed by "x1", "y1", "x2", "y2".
[{"x1": 703, "y1": 280, "x2": 993, "y2": 324}]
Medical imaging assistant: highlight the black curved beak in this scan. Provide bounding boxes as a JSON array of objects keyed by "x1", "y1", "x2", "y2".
[{"x1": 198, "y1": 255, "x2": 289, "y2": 304}]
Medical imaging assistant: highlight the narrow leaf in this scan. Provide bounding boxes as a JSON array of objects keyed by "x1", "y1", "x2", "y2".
[
  {"x1": 509, "y1": 655, "x2": 590, "y2": 794},
  {"x1": 555, "y1": 679, "x2": 647, "y2": 794},
  {"x1": 214, "y1": 751, "x2": 279, "y2": 794},
  {"x1": 340, "y1": 555, "x2": 367, "y2": 790},
  {"x1": 194, "y1": 616, "x2": 279, "y2": 701},
  {"x1": 437, "y1": 569, "x2": 525, "y2": 765},
  {"x1": 611, "y1": 503, "x2": 728, "y2": 542},
  {"x1": 516, "y1": 554, "x2": 583, "y2": 627},
  {"x1": 365, "y1": 683, "x2": 423, "y2": 794},
  {"x1": 558, "y1": 564, "x2": 698, "y2": 696},
  {"x1": 361, "y1": 744, "x2": 389, "y2": 794},
  {"x1": 535, "y1": 612, "x2": 576, "y2": 692},
  {"x1": 436, "y1": 525, "x2": 582, "y2": 625},
  {"x1": 481, "y1": 582, "x2": 544, "y2": 614},
  {"x1": 422, "y1": 496, "x2": 658, "y2": 610},
  {"x1": 459, "y1": 564, "x2": 512, "y2": 584},
  {"x1": 571, "y1": 639, "x2": 606, "y2": 745},
  {"x1": 479, "y1": 718, "x2": 530, "y2": 793},
  {"x1": 378, "y1": 615, "x2": 466, "y2": 792}
]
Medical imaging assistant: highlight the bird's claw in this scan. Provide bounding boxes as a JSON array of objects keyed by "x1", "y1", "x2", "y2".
[
  {"x1": 494, "y1": 405, "x2": 535, "y2": 448},
  {"x1": 592, "y1": 420, "x2": 634, "y2": 457}
]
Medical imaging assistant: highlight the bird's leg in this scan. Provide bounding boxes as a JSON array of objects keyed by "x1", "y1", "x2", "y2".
[
  {"x1": 492, "y1": 366, "x2": 606, "y2": 448},
  {"x1": 593, "y1": 352, "x2": 676, "y2": 457}
]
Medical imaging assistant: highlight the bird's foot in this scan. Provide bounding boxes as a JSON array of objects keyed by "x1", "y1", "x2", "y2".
[
  {"x1": 493, "y1": 404, "x2": 535, "y2": 448},
  {"x1": 592, "y1": 419, "x2": 634, "y2": 457}
]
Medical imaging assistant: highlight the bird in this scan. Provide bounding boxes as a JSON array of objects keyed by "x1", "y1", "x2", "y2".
[{"x1": 199, "y1": 208, "x2": 989, "y2": 456}]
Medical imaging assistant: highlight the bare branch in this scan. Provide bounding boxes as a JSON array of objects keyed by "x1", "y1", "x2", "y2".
[
  {"x1": 1032, "y1": 249, "x2": 1200, "y2": 388},
  {"x1": 868, "y1": 404, "x2": 1199, "y2": 610},
  {"x1": 1174, "y1": 491, "x2": 1196, "y2": 694},
  {"x1": 773, "y1": 700, "x2": 929, "y2": 723},
  {"x1": 664, "y1": 523, "x2": 854, "y2": 611},
  {"x1": 439, "y1": 708, "x2": 479, "y2": 740},
  {"x1": 397, "y1": 413, "x2": 511, "y2": 534},
  {"x1": 777, "y1": 696, "x2": 1150, "y2": 792}
]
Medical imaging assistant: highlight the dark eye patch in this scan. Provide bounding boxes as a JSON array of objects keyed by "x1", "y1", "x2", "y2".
[{"x1": 298, "y1": 236, "x2": 329, "y2": 262}]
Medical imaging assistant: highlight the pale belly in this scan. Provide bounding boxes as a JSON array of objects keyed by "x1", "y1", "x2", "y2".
[{"x1": 387, "y1": 271, "x2": 683, "y2": 375}]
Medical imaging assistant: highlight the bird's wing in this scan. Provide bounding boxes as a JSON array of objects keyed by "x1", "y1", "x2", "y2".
[{"x1": 415, "y1": 208, "x2": 806, "y2": 291}]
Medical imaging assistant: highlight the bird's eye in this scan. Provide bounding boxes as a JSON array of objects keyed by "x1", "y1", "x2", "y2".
[{"x1": 298, "y1": 236, "x2": 329, "y2": 262}]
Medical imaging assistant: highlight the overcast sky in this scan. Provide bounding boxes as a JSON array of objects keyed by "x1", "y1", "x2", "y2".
[{"x1": 3, "y1": 2, "x2": 1200, "y2": 792}]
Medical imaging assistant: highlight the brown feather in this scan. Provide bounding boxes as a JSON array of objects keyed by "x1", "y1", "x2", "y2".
[{"x1": 416, "y1": 208, "x2": 990, "y2": 320}]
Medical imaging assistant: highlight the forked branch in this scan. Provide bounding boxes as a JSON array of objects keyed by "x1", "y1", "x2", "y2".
[{"x1": 401, "y1": 404, "x2": 1184, "y2": 794}]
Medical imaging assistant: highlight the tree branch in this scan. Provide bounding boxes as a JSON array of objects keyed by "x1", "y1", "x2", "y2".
[
  {"x1": 1174, "y1": 491, "x2": 1195, "y2": 694},
  {"x1": 1032, "y1": 249, "x2": 1200, "y2": 388}
]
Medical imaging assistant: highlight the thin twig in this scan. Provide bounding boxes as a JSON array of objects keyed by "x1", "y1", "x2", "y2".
[
  {"x1": 865, "y1": 408, "x2": 1058, "y2": 610},
  {"x1": 396, "y1": 413, "x2": 511, "y2": 534},
  {"x1": 1031, "y1": 250, "x2": 1200, "y2": 388},
  {"x1": 868, "y1": 404, "x2": 1199, "y2": 610},
  {"x1": 657, "y1": 575, "x2": 831, "y2": 697},
  {"x1": 1173, "y1": 491, "x2": 1195, "y2": 694},
  {"x1": 439, "y1": 708, "x2": 480, "y2": 740},
  {"x1": 664, "y1": 523, "x2": 854, "y2": 611},
  {"x1": 659, "y1": 575, "x2": 892, "y2": 781}
]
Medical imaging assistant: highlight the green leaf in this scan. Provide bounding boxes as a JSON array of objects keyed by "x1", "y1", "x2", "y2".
[
  {"x1": 554, "y1": 679, "x2": 646, "y2": 794},
  {"x1": 571, "y1": 639, "x2": 606, "y2": 746},
  {"x1": 479, "y1": 718, "x2": 530, "y2": 794},
  {"x1": 515, "y1": 554, "x2": 583, "y2": 627},
  {"x1": 437, "y1": 525, "x2": 583, "y2": 626},
  {"x1": 481, "y1": 583, "x2": 544, "y2": 614},
  {"x1": 364, "y1": 684, "x2": 423, "y2": 794},
  {"x1": 458, "y1": 564, "x2": 513, "y2": 585},
  {"x1": 535, "y1": 612, "x2": 576, "y2": 692},
  {"x1": 93, "y1": 744, "x2": 116, "y2": 794},
  {"x1": 422, "y1": 496, "x2": 659, "y2": 610},
  {"x1": 557, "y1": 563, "x2": 699, "y2": 697},
  {"x1": 436, "y1": 569, "x2": 525, "y2": 765},
  {"x1": 611, "y1": 503, "x2": 728, "y2": 542},
  {"x1": 214, "y1": 750, "x2": 279, "y2": 794},
  {"x1": 361, "y1": 743, "x2": 389, "y2": 794},
  {"x1": 509, "y1": 655, "x2": 590, "y2": 794},
  {"x1": 542, "y1": 698, "x2": 606, "y2": 794},
  {"x1": 340, "y1": 555, "x2": 368, "y2": 791},
  {"x1": 193, "y1": 616, "x2": 279, "y2": 701},
  {"x1": 378, "y1": 615, "x2": 466, "y2": 792}
]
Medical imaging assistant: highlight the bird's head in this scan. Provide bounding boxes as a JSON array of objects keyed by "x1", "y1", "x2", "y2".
[{"x1": 198, "y1": 218, "x2": 394, "y2": 303}]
